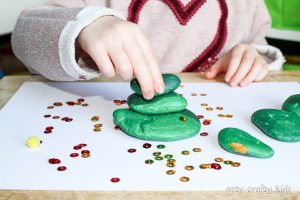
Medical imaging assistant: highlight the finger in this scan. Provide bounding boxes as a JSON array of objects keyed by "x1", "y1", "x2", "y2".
[
  {"x1": 204, "y1": 57, "x2": 226, "y2": 79},
  {"x1": 254, "y1": 66, "x2": 268, "y2": 82},
  {"x1": 224, "y1": 46, "x2": 245, "y2": 83},
  {"x1": 88, "y1": 45, "x2": 116, "y2": 78},
  {"x1": 106, "y1": 44, "x2": 133, "y2": 81},
  {"x1": 124, "y1": 39, "x2": 155, "y2": 100},
  {"x1": 135, "y1": 31, "x2": 164, "y2": 94},
  {"x1": 239, "y1": 59, "x2": 263, "y2": 87},
  {"x1": 229, "y1": 51, "x2": 255, "y2": 87}
]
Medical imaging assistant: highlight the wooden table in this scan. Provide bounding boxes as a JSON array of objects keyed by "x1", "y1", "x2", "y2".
[{"x1": 0, "y1": 71, "x2": 299, "y2": 200}]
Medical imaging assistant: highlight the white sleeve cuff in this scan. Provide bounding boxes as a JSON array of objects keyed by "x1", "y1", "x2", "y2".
[
  {"x1": 252, "y1": 44, "x2": 285, "y2": 71},
  {"x1": 58, "y1": 6, "x2": 125, "y2": 80}
]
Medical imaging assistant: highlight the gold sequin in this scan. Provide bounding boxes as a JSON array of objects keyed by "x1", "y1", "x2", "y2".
[
  {"x1": 180, "y1": 176, "x2": 190, "y2": 182},
  {"x1": 94, "y1": 123, "x2": 103, "y2": 128},
  {"x1": 166, "y1": 162, "x2": 176, "y2": 168},
  {"x1": 226, "y1": 114, "x2": 233, "y2": 118},
  {"x1": 91, "y1": 116, "x2": 100, "y2": 122},
  {"x1": 231, "y1": 162, "x2": 241, "y2": 167},
  {"x1": 200, "y1": 93, "x2": 207, "y2": 96},
  {"x1": 192, "y1": 148, "x2": 201, "y2": 152},
  {"x1": 93, "y1": 127, "x2": 102, "y2": 132},
  {"x1": 214, "y1": 157, "x2": 224, "y2": 162},
  {"x1": 53, "y1": 102, "x2": 63, "y2": 106},
  {"x1": 166, "y1": 170, "x2": 176, "y2": 175},
  {"x1": 184, "y1": 165, "x2": 194, "y2": 171},
  {"x1": 206, "y1": 107, "x2": 213, "y2": 111},
  {"x1": 199, "y1": 164, "x2": 211, "y2": 169},
  {"x1": 216, "y1": 107, "x2": 223, "y2": 110},
  {"x1": 218, "y1": 114, "x2": 226, "y2": 118},
  {"x1": 201, "y1": 103, "x2": 208, "y2": 106},
  {"x1": 191, "y1": 93, "x2": 197, "y2": 96},
  {"x1": 47, "y1": 106, "x2": 54, "y2": 109}
]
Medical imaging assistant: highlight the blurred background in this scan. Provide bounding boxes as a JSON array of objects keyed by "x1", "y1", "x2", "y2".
[{"x1": 0, "y1": 0, "x2": 299, "y2": 79}]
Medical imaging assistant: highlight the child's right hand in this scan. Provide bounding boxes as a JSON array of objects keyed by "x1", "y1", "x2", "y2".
[{"x1": 78, "y1": 16, "x2": 164, "y2": 99}]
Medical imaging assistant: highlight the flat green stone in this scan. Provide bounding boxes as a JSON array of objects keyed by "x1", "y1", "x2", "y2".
[
  {"x1": 218, "y1": 128, "x2": 274, "y2": 158},
  {"x1": 251, "y1": 109, "x2": 300, "y2": 142},
  {"x1": 113, "y1": 109, "x2": 200, "y2": 141},
  {"x1": 282, "y1": 94, "x2": 300, "y2": 116},
  {"x1": 130, "y1": 74, "x2": 181, "y2": 96},
  {"x1": 127, "y1": 92, "x2": 187, "y2": 114}
]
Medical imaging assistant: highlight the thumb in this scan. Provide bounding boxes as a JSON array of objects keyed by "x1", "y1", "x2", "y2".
[{"x1": 204, "y1": 58, "x2": 226, "y2": 79}]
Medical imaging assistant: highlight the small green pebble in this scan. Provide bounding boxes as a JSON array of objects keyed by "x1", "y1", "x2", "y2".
[
  {"x1": 164, "y1": 154, "x2": 173, "y2": 159},
  {"x1": 157, "y1": 144, "x2": 166, "y2": 149}
]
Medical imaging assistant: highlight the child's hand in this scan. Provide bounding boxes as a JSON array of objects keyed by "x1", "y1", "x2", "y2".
[
  {"x1": 78, "y1": 16, "x2": 164, "y2": 99},
  {"x1": 204, "y1": 44, "x2": 268, "y2": 87}
]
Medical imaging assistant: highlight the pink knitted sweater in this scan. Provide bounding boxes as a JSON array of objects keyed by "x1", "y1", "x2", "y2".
[{"x1": 11, "y1": 0, "x2": 284, "y2": 81}]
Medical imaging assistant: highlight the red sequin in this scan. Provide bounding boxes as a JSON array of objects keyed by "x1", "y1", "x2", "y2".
[
  {"x1": 81, "y1": 150, "x2": 90, "y2": 154},
  {"x1": 66, "y1": 101, "x2": 75, "y2": 106},
  {"x1": 114, "y1": 125, "x2": 120, "y2": 130},
  {"x1": 70, "y1": 153, "x2": 79, "y2": 158},
  {"x1": 197, "y1": 115, "x2": 204, "y2": 119},
  {"x1": 143, "y1": 143, "x2": 152, "y2": 149},
  {"x1": 57, "y1": 166, "x2": 67, "y2": 171},
  {"x1": 211, "y1": 163, "x2": 221, "y2": 170},
  {"x1": 79, "y1": 143, "x2": 87, "y2": 147},
  {"x1": 111, "y1": 177, "x2": 120, "y2": 183},
  {"x1": 77, "y1": 98, "x2": 85, "y2": 102},
  {"x1": 48, "y1": 158, "x2": 61, "y2": 164},
  {"x1": 121, "y1": 100, "x2": 127, "y2": 104},
  {"x1": 44, "y1": 130, "x2": 52, "y2": 134},
  {"x1": 113, "y1": 100, "x2": 121, "y2": 103},
  {"x1": 46, "y1": 126, "x2": 54, "y2": 130},
  {"x1": 200, "y1": 132, "x2": 208, "y2": 136},
  {"x1": 73, "y1": 145, "x2": 82, "y2": 150},
  {"x1": 44, "y1": 114, "x2": 51, "y2": 118},
  {"x1": 128, "y1": 148, "x2": 137, "y2": 153}
]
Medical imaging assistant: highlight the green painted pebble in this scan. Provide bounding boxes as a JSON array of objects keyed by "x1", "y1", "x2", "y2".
[
  {"x1": 282, "y1": 94, "x2": 300, "y2": 116},
  {"x1": 252, "y1": 109, "x2": 300, "y2": 142},
  {"x1": 113, "y1": 108, "x2": 201, "y2": 141},
  {"x1": 218, "y1": 127, "x2": 274, "y2": 158},
  {"x1": 130, "y1": 74, "x2": 181, "y2": 96},
  {"x1": 127, "y1": 92, "x2": 187, "y2": 114}
]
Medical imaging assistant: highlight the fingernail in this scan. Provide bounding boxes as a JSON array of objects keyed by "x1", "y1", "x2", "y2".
[
  {"x1": 230, "y1": 81, "x2": 237, "y2": 87},
  {"x1": 157, "y1": 85, "x2": 164, "y2": 94}
]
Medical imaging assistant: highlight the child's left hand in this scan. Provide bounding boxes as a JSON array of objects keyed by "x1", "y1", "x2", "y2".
[{"x1": 204, "y1": 44, "x2": 268, "y2": 87}]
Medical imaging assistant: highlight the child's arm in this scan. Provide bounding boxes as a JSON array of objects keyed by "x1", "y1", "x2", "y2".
[
  {"x1": 11, "y1": 1, "x2": 164, "y2": 99},
  {"x1": 204, "y1": 0, "x2": 284, "y2": 87}
]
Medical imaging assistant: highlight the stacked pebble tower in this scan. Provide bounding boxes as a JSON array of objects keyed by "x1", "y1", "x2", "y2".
[{"x1": 113, "y1": 74, "x2": 201, "y2": 141}]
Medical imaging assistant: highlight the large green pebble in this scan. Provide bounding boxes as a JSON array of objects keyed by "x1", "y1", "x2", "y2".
[
  {"x1": 130, "y1": 74, "x2": 181, "y2": 96},
  {"x1": 282, "y1": 94, "x2": 300, "y2": 116},
  {"x1": 113, "y1": 109, "x2": 200, "y2": 141},
  {"x1": 251, "y1": 109, "x2": 300, "y2": 142},
  {"x1": 127, "y1": 92, "x2": 187, "y2": 114},
  {"x1": 218, "y1": 128, "x2": 274, "y2": 158}
]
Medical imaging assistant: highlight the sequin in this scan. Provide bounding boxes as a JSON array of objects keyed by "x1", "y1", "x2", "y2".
[
  {"x1": 145, "y1": 159, "x2": 154, "y2": 164},
  {"x1": 164, "y1": 154, "x2": 173, "y2": 159},
  {"x1": 214, "y1": 157, "x2": 224, "y2": 162},
  {"x1": 52, "y1": 116, "x2": 60, "y2": 119},
  {"x1": 70, "y1": 153, "x2": 79, "y2": 157},
  {"x1": 81, "y1": 153, "x2": 90, "y2": 158},
  {"x1": 81, "y1": 150, "x2": 90, "y2": 154},
  {"x1": 166, "y1": 162, "x2": 175, "y2": 168},
  {"x1": 143, "y1": 143, "x2": 152, "y2": 149},
  {"x1": 91, "y1": 116, "x2": 100, "y2": 122},
  {"x1": 53, "y1": 102, "x2": 63, "y2": 106},
  {"x1": 216, "y1": 107, "x2": 223, "y2": 110},
  {"x1": 179, "y1": 116, "x2": 188, "y2": 122},
  {"x1": 44, "y1": 114, "x2": 51, "y2": 118},
  {"x1": 73, "y1": 145, "x2": 82, "y2": 150},
  {"x1": 93, "y1": 127, "x2": 102, "y2": 132},
  {"x1": 167, "y1": 159, "x2": 176, "y2": 163},
  {"x1": 154, "y1": 156, "x2": 163, "y2": 161},
  {"x1": 226, "y1": 114, "x2": 233, "y2": 118},
  {"x1": 44, "y1": 129, "x2": 52, "y2": 134},
  {"x1": 127, "y1": 148, "x2": 136, "y2": 153},
  {"x1": 94, "y1": 123, "x2": 103, "y2": 128},
  {"x1": 111, "y1": 177, "x2": 120, "y2": 183},
  {"x1": 200, "y1": 132, "x2": 208, "y2": 136},
  {"x1": 66, "y1": 101, "x2": 75, "y2": 106},
  {"x1": 82, "y1": 103, "x2": 89, "y2": 107},
  {"x1": 57, "y1": 166, "x2": 67, "y2": 171},
  {"x1": 201, "y1": 103, "x2": 208, "y2": 106},
  {"x1": 166, "y1": 170, "x2": 175, "y2": 175},
  {"x1": 48, "y1": 158, "x2": 61, "y2": 164},
  {"x1": 180, "y1": 176, "x2": 190, "y2": 182},
  {"x1": 206, "y1": 107, "x2": 213, "y2": 111},
  {"x1": 211, "y1": 163, "x2": 222, "y2": 170},
  {"x1": 224, "y1": 160, "x2": 233, "y2": 164},
  {"x1": 114, "y1": 125, "x2": 120, "y2": 130},
  {"x1": 181, "y1": 150, "x2": 190, "y2": 155},
  {"x1": 77, "y1": 98, "x2": 85, "y2": 102},
  {"x1": 191, "y1": 93, "x2": 197, "y2": 96},
  {"x1": 193, "y1": 148, "x2": 201, "y2": 152},
  {"x1": 153, "y1": 152, "x2": 161, "y2": 156},
  {"x1": 218, "y1": 114, "x2": 226, "y2": 118},
  {"x1": 200, "y1": 93, "x2": 207, "y2": 96},
  {"x1": 197, "y1": 115, "x2": 204, "y2": 119},
  {"x1": 185, "y1": 165, "x2": 194, "y2": 170},
  {"x1": 199, "y1": 164, "x2": 211, "y2": 169},
  {"x1": 47, "y1": 106, "x2": 54, "y2": 109},
  {"x1": 231, "y1": 162, "x2": 241, "y2": 167},
  {"x1": 157, "y1": 144, "x2": 165, "y2": 149},
  {"x1": 121, "y1": 100, "x2": 127, "y2": 104},
  {"x1": 202, "y1": 119, "x2": 211, "y2": 125}
]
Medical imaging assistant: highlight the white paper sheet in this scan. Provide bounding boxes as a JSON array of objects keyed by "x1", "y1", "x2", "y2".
[{"x1": 0, "y1": 82, "x2": 299, "y2": 191}]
